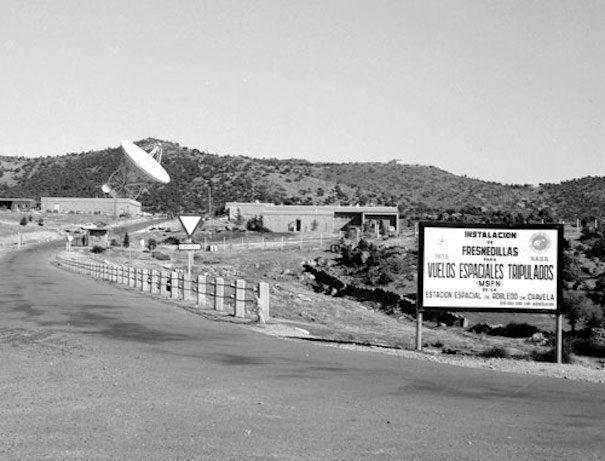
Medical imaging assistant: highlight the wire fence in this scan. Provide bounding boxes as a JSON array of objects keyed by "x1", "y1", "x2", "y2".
[{"x1": 198, "y1": 232, "x2": 341, "y2": 253}]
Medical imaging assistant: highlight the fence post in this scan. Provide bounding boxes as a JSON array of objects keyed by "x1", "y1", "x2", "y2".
[
  {"x1": 160, "y1": 271, "x2": 169, "y2": 297},
  {"x1": 214, "y1": 277, "x2": 224, "y2": 311},
  {"x1": 234, "y1": 279, "x2": 246, "y2": 318},
  {"x1": 151, "y1": 270, "x2": 159, "y2": 294},
  {"x1": 183, "y1": 272, "x2": 192, "y2": 301},
  {"x1": 129, "y1": 267, "x2": 136, "y2": 288},
  {"x1": 142, "y1": 269, "x2": 149, "y2": 292},
  {"x1": 258, "y1": 282, "x2": 270, "y2": 321},
  {"x1": 133, "y1": 268, "x2": 139, "y2": 288},
  {"x1": 197, "y1": 275, "x2": 207, "y2": 307},
  {"x1": 171, "y1": 272, "x2": 179, "y2": 299}
]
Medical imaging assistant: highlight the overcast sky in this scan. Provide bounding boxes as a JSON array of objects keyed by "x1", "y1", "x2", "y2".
[{"x1": 1, "y1": 0, "x2": 604, "y2": 185}]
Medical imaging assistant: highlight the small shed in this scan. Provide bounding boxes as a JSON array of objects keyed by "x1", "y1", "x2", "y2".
[{"x1": 81, "y1": 226, "x2": 110, "y2": 248}]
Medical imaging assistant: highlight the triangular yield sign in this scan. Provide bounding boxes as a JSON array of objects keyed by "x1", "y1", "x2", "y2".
[{"x1": 178, "y1": 215, "x2": 203, "y2": 238}]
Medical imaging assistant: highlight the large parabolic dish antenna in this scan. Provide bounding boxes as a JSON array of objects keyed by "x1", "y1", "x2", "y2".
[
  {"x1": 101, "y1": 140, "x2": 171, "y2": 200},
  {"x1": 121, "y1": 140, "x2": 170, "y2": 184}
]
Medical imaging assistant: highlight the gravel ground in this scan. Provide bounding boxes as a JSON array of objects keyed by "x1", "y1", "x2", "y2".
[{"x1": 253, "y1": 323, "x2": 605, "y2": 384}]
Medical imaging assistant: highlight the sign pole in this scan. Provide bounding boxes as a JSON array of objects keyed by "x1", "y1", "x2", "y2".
[
  {"x1": 415, "y1": 310, "x2": 423, "y2": 351},
  {"x1": 187, "y1": 238, "x2": 193, "y2": 279},
  {"x1": 556, "y1": 313, "x2": 563, "y2": 364}
]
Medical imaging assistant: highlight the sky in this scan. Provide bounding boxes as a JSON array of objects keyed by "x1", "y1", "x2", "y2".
[{"x1": 1, "y1": 0, "x2": 604, "y2": 185}]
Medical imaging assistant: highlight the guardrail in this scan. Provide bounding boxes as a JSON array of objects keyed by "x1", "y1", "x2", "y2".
[{"x1": 55, "y1": 256, "x2": 270, "y2": 322}]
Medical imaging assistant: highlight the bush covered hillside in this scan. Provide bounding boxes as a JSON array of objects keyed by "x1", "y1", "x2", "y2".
[{"x1": 0, "y1": 138, "x2": 604, "y2": 221}]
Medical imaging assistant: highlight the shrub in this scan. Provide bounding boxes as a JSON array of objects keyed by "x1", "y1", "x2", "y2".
[
  {"x1": 37, "y1": 218, "x2": 44, "y2": 226},
  {"x1": 480, "y1": 347, "x2": 510, "y2": 359},
  {"x1": 531, "y1": 345, "x2": 573, "y2": 364},
  {"x1": 90, "y1": 245, "x2": 106, "y2": 254},
  {"x1": 585, "y1": 235, "x2": 605, "y2": 260},
  {"x1": 246, "y1": 215, "x2": 269, "y2": 232},
  {"x1": 123, "y1": 232, "x2": 130, "y2": 248},
  {"x1": 147, "y1": 238, "x2": 157, "y2": 250},
  {"x1": 110, "y1": 238, "x2": 120, "y2": 247},
  {"x1": 562, "y1": 292, "x2": 604, "y2": 331},
  {"x1": 19, "y1": 216, "x2": 28, "y2": 226},
  {"x1": 491, "y1": 322, "x2": 540, "y2": 338},
  {"x1": 163, "y1": 236, "x2": 180, "y2": 245},
  {"x1": 571, "y1": 338, "x2": 605, "y2": 358},
  {"x1": 152, "y1": 251, "x2": 170, "y2": 261}
]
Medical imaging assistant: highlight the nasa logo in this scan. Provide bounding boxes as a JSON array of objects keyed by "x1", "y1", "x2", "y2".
[{"x1": 530, "y1": 232, "x2": 550, "y2": 253}]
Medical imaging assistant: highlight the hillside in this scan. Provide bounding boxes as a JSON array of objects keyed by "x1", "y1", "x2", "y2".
[{"x1": 0, "y1": 139, "x2": 603, "y2": 221}]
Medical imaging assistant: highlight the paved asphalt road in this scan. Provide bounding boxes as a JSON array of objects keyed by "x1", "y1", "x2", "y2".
[{"x1": 0, "y1": 242, "x2": 604, "y2": 460}]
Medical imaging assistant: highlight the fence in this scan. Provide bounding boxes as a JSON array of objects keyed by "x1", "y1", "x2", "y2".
[
  {"x1": 55, "y1": 256, "x2": 270, "y2": 321},
  {"x1": 202, "y1": 233, "x2": 338, "y2": 252}
]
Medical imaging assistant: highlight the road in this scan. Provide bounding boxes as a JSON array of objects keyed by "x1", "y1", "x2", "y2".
[{"x1": 0, "y1": 242, "x2": 604, "y2": 460}]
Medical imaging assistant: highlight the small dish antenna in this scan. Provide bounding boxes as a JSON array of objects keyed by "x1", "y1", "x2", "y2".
[{"x1": 101, "y1": 140, "x2": 171, "y2": 199}]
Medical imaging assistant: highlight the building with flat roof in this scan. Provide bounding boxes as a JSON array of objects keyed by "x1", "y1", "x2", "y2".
[
  {"x1": 226, "y1": 202, "x2": 399, "y2": 234},
  {"x1": 0, "y1": 198, "x2": 36, "y2": 212},
  {"x1": 41, "y1": 197, "x2": 141, "y2": 216}
]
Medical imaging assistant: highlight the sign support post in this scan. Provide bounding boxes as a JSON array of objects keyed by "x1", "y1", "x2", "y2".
[
  {"x1": 187, "y1": 238, "x2": 193, "y2": 279},
  {"x1": 556, "y1": 313, "x2": 563, "y2": 364},
  {"x1": 415, "y1": 310, "x2": 423, "y2": 351}
]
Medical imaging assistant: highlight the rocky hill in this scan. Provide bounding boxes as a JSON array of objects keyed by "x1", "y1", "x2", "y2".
[{"x1": 0, "y1": 138, "x2": 603, "y2": 221}]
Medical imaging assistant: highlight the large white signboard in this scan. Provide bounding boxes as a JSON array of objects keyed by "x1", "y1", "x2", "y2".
[{"x1": 419, "y1": 224, "x2": 562, "y2": 311}]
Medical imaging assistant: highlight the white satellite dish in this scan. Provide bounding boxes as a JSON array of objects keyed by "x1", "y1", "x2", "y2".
[
  {"x1": 121, "y1": 140, "x2": 170, "y2": 184},
  {"x1": 101, "y1": 140, "x2": 171, "y2": 200}
]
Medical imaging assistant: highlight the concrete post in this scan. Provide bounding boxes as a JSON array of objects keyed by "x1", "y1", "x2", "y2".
[
  {"x1": 171, "y1": 272, "x2": 179, "y2": 299},
  {"x1": 183, "y1": 273, "x2": 192, "y2": 301},
  {"x1": 214, "y1": 277, "x2": 225, "y2": 311},
  {"x1": 129, "y1": 267, "x2": 136, "y2": 288},
  {"x1": 197, "y1": 275, "x2": 207, "y2": 307},
  {"x1": 142, "y1": 269, "x2": 149, "y2": 292},
  {"x1": 258, "y1": 282, "x2": 270, "y2": 320},
  {"x1": 160, "y1": 271, "x2": 169, "y2": 297},
  {"x1": 234, "y1": 279, "x2": 246, "y2": 318},
  {"x1": 151, "y1": 270, "x2": 159, "y2": 294},
  {"x1": 133, "y1": 268, "x2": 139, "y2": 288}
]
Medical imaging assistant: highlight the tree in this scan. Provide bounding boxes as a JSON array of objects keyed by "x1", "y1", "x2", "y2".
[
  {"x1": 123, "y1": 232, "x2": 130, "y2": 248},
  {"x1": 19, "y1": 216, "x2": 28, "y2": 226},
  {"x1": 234, "y1": 208, "x2": 244, "y2": 226},
  {"x1": 562, "y1": 291, "x2": 604, "y2": 331}
]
